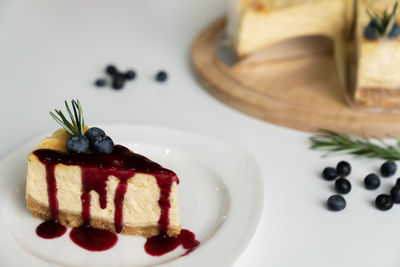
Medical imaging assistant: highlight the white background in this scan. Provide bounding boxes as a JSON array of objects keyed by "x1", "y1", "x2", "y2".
[{"x1": 1, "y1": 1, "x2": 400, "y2": 266}]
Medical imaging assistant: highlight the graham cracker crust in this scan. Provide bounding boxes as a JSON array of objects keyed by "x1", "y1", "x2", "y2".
[
  {"x1": 26, "y1": 195, "x2": 181, "y2": 237},
  {"x1": 354, "y1": 88, "x2": 400, "y2": 108}
]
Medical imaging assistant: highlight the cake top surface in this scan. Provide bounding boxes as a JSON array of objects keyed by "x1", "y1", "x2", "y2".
[
  {"x1": 35, "y1": 128, "x2": 74, "y2": 152},
  {"x1": 33, "y1": 145, "x2": 177, "y2": 177},
  {"x1": 362, "y1": 0, "x2": 398, "y2": 11},
  {"x1": 32, "y1": 128, "x2": 177, "y2": 179},
  {"x1": 241, "y1": 0, "x2": 335, "y2": 11}
]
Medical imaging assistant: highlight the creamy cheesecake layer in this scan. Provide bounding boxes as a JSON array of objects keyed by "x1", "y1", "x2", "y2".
[
  {"x1": 228, "y1": 0, "x2": 348, "y2": 57},
  {"x1": 226, "y1": 0, "x2": 352, "y2": 85},
  {"x1": 354, "y1": 0, "x2": 400, "y2": 107},
  {"x1": 26, "y1": 129, "x2": 181, "y2": 237}
]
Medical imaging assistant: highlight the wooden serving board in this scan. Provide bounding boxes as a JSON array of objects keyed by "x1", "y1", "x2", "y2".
[{"x1": 191, "y1": 18, "x2": 400, "y2": 137}]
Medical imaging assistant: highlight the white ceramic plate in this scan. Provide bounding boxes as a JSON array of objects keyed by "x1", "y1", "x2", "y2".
[{"x1": 0, "y1": 124, "x2": 264, "y2": 267}]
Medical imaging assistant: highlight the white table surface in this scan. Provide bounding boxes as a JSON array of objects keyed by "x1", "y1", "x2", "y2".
[{"x1": 1, "y1": 1, "x2": 400, "y2": 267}]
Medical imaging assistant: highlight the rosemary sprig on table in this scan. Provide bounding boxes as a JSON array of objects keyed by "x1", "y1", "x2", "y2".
[
  {"x1": 49, "y1": 99, "x2": 84, "y2": 135},
  {"x1": 367, "y1": 1, "x2": 398, "y2": 38},
  {"x1": 309, "y1": 129, "x2": 400, "y2": 160}
]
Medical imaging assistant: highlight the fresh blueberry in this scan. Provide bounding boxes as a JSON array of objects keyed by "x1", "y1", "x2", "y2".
[
  {"x1": 335, "y1": 178, "x2": 351, "y2": 194},
  {"x1": 327, "y1": 195, "x2": 346, "y2": 211},
  {"x1": 336, "y1": 161, "x2": 351, "y2": 177},
  {"x1": 106, "y1": 65, "x2": 118, "y2": 75},
  {"x1": 112, "y1": 76, "x2": 125, "y2": 90},
  {"x1": 322, "y1": 167, "x2": 337, "y2": 181},
  {"x1": 92, "y1": 136, "x2": 114, "y2": 154},
  {"x1": 380, "y1": 161, "x2": 397, "y2": 177},
  {"x1": 66, "y1": 135, "x2": 89, "y2": 154},
  {"x1": 388, "y1": 23, "x2": 400, "y2": 39},
  {"x1": 369, "y1": 20, "x2": 378, "y2": 28},
  {"x1": 375, "y1": 194, "x2": 394, "y2": 211},
  {"x1": 94, "y1": 79, "x2": 107, "y2": 87},
  {"x1": 364, "y1": 173, "x2": 380, "y2": 190},
  {"x1": 364, "y1": 24, "x2": 379, "y2": 40},
  {"x1": 124, "y1": 70, "x2": 136, "y2": 80},
  {"x1": 155, "y1": 71, "x2": 168, "y2": 82},
  {"x1": 396, "y1": 177, "x2": 400, "y2": 186},
  {"x1": 85, "y1": 127, "x2": 106, "y2": 144},
  {"x1": 391, "y1": 186, "x2": 400, "y2": 203}
]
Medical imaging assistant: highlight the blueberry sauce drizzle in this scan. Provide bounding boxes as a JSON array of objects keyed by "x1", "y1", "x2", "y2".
[
  {"x1": 32, "y1": 145, "x2": 199, "y2": 255},
  {"x1": 114, "y1": 179, "x2": 128, "y2": 233},
  {"x1": 44, "y1": 164, "x2": 59, "y2": 219},
  {"x1": 36, "y1": 164, "x2": 66, "y2": 239}
]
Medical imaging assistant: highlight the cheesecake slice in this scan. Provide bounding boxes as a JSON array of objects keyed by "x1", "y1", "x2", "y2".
[
  {"x1": 26, "y1": 129, "x2": 181, "y2": 237},
  {"x1": 354, "y1": 0, "x2": 400, "y2": 108}
]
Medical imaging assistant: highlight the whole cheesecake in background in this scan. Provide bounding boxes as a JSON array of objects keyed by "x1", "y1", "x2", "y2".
[
  {"x1": 227, "y1": 0, "x2": 352, "y2": 58},
  {"x1": 226, "y1": 0, "x2": 353, "y2": 83},
  {"x1": 26, "y1": 100, "x2": 181, "y2": 239},
  {"x1": 226, "y1": 0, "x2": 400, "y2": 109}
]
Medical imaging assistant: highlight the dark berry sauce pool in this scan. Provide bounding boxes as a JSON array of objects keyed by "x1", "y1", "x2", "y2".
[
  {"x1": 33, "y1": 145, "x2": 199, "y2": 255},
  {"x1": 145, "y1": 229, "x2": 200, "y2": 256},
  {"x1": 69, "y1": 223, "x2": 118, "y2": 251},
  {"x1": 36, "y1": 219, "x2": 66, "y2": 239}
]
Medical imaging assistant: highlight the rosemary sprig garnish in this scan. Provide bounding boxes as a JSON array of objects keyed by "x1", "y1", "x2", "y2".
[
  {"x1": 310, "y1": 129, "x2": 400, "y2": 160},
  {"x1": 367, "y1": 1, "x2": 398, "y2": 38},
  {"x1": 50, "y1": 99, "x2": 85, "y2": 135}
]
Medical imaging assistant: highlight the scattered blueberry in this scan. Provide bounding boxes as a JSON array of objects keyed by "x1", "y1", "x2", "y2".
[
  {"x1": 92, "y1": 136, "x2": 114, "y2": 154},
  {"x1": 396, "y1": 178, "x2": 400, "y2": 186},
  {"x1": 95, "y1": 79, "x2": 107, "y2": 87},
  {"x1": 375, "y1": 194, "x2": 394, "y2": 211},
  {"x1": 322, "y1": 167, "x2": 337, "y2": 181},
  {"x1": 85, "y1": 127, "x2": 106, "y2": 144},
  {"x1": 380, "y1": 161, "x2": 397, "y2": 177},
  {"x1": 155, "y1": 71, "x2": 168, "y2": 82},
  {"x1": 327, "y1": 195, "x2": 346, "y2": 211},
  {"x1": 97, "y1": 65, "x2": 139, "y2": 90},
  {"x1": 336, "y1": 161, "x2": 351, "y2": 177},
  {"x1": 335, "y1": 178, "x2": 351, "y2": 194},
  {"x1": 391, "y1": 186, "x2": 400, "y2": 203},
  {"x1": 364, "y1": 173, "x2": 380, "y2": 190},
  {"x1": 106, "y1": 65, "x2": 118, "y2": 75},
  {"x1": 124, "y1": 70, "x2": 136, "y2": 80},
  {"x1": 66, "y1": 135, "x2": 89, "y2": 154},
  {"x1": 112, "y1": 76, "x2": 125, "y2": 90},
  {"x1": 364, "y1": 21, "x2": 379, "y2": 40},
  {"x1": 388, "y1": 23, "x2": 400, "y2": 39}
]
